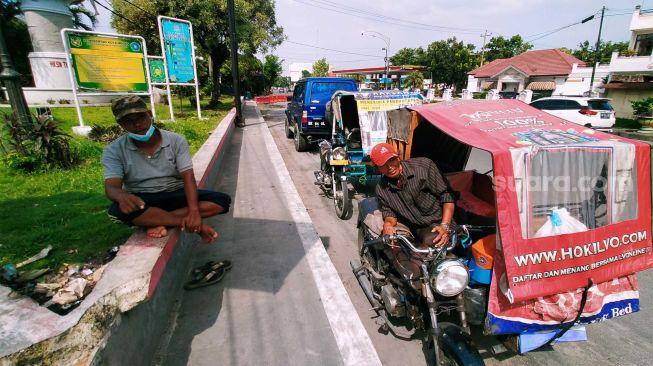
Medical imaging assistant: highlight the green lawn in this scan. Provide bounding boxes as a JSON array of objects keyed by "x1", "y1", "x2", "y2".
[{"x1": 0, "y1": 96, "x2": 233, "y2": 270}]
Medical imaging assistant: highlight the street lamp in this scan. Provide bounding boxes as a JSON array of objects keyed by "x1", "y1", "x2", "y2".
[{"x1": 361, "y1": 30, "x2": 390, "y2": 89}]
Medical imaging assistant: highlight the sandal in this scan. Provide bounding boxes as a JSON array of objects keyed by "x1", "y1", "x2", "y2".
[{"x1": 184, "y1": 260, "x2": 232, "y2": 290}]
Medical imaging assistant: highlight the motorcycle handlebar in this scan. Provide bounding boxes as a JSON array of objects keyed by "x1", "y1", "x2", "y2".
[{"x1": 364, "y1": 234, "x2": 451, "y2": 256}]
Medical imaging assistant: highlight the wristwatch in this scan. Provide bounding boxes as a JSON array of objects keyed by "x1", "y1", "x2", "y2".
[{"x1": 439, "y1": 222, "x2": 451, "y2": 232}]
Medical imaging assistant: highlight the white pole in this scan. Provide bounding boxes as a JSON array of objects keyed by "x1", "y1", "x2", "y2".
[
  {"x1": 158, "y1": 16, "x2": 176, "y2": 121},
  {"x1": 60, "y1": 29, "x2": 85, "y2": 128},
  {"x1": 188, "y1": 21, "x2": 202, "y2": 119},
  {"x1": 141, "y1": 38, "x2": 157, "y2": 121}
]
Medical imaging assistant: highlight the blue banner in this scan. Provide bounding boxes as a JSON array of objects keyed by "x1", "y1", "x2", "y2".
[{"x1": 161, "y1": 19, "x2": 195, "y2": 83}]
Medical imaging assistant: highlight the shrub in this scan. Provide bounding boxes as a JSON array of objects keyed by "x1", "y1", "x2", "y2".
[
  {"x1": 88, "y1": 124, "x2": 123, "y2": 143},
  {"x1": 0, "y1": 113, "x2": 79, "y2": 172},
  {"x1": 46, "y1": 98, "x2": 56, "y2": 105},
  {"x1": 630, "y1": 97, "x2": 653, "y2": 117},
  {"x1": 58, "y1": 99, "x2": 71, "y2": 104}
]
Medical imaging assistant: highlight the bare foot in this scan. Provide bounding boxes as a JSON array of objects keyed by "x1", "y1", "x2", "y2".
[
  {"x1": 146, "y1": 226, "x2": 168, "y2": 238},
  {"x1": 198, "y1": 224, "x2": 218, "y2": 243}
]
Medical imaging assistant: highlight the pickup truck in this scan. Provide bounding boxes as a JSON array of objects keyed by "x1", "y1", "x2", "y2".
[{"x1": 285, "y1": 77, "x2": 358, "y2": 151}]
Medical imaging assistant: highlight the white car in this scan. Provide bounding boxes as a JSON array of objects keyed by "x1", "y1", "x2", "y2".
[{"x1": 529, "y1": 97, "x2": 616, "y2": 130}]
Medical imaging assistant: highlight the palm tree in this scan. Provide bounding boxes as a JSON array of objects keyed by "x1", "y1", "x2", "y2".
[
  {"x1": 403, "y1": 71, "x2": 424, "y2": 91},
  {"x1": 70, "y1": 3, "x2": 97, "y2": 31}
]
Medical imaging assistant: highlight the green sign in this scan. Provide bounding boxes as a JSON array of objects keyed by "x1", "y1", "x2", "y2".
[
  {"x1": 148, "y1": 58, "x2": 167, "y2": 84},
  {"x1": 67, "y1": 33, "x2": 148, "y2": 92}
]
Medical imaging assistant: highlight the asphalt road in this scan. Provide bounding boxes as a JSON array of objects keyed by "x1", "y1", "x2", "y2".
[{"x1": 258, "y1": 103, "x2": 653, "y2": 366}]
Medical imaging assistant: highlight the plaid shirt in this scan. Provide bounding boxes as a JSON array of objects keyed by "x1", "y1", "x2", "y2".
[{"x1": 375, "y1": 157, "x2": 455, "y2": 228}]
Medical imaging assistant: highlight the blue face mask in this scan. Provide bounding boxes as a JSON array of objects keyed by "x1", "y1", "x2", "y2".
[{"x1": 128, "y1": 124, "x2": 156, "y2": 142}]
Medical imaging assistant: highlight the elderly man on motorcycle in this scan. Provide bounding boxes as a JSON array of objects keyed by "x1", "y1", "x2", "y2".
[{"x1": 371, "y1": 143, "x2": 456, "y2": 288}]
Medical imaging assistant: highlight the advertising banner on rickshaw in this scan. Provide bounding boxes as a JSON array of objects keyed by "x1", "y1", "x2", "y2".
[
  {"x1": 411, "y1": 100, "x2": 653, "y2": 303},
  {"x1": 354, "y1": 91, "x2": 423, "y2": 154}
]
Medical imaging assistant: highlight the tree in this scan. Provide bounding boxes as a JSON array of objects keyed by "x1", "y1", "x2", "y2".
[
  {"x1": 425, "y1": 37, "x2": 478, "y2": 91},
  {"x1": 112, "y1": 0, "x2": 284, "y2": 107},
  {"x1": 572, "y1": 40, "x2": 629, "y2": 64},
  {"x1": 69, "y1": 3, "x2": 97, "y2": 31},
  {"x1": 312, "y1": 58, "x2": 329, "y2": 77},
  {"x1": 301, "y1": 70, "x2": 311, "y2": 78},
  {"x1": 403, "y1": 71, "x2": 424, "y2": 91},
  {"x1": 262, "y1": 54, "x2": 282, "y2": 93},
  {"x1": 389, "y1": 47, "x2": 426, "y2": 66},
  {"x1": 484, "y1": 35, "x2": 532, "y2": 62},
  {"x1": 1, "y1": 1, "x2": 33, "y2": 85},
  {"x1": 273, "y1": 76, "x2": 290, "y2": 88}
]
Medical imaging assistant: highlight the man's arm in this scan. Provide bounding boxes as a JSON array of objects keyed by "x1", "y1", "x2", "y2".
[
  {"x1": 105, "y1": 178, "x2": 145, "y2": 214},
  {"x1": 180, "y1": 169, "x2": 201, "y2": 232},
  {"x1": 376, "y1": 186, "x2": 398, "y2": 236}
]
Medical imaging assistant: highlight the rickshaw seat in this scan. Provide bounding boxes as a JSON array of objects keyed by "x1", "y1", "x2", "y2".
[
  {"x1": 446, "y1": 170, "x2": 496, "y2": 218},
  {"x1": 347, "y1": 128, "x2": 362, "y2": 150}
]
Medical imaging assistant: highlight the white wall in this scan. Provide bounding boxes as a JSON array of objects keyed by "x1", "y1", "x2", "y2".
[{"x1": 466, "y1": 75, "x2": 478, "y2": 92}]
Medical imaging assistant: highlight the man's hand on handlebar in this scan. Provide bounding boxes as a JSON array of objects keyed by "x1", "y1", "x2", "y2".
[
  {"x1": 382, "y1": 222, "x2": 396, "y2": 236},
  {"x1": 431, "y1": 224, "x2": 450, "y2": 247}
]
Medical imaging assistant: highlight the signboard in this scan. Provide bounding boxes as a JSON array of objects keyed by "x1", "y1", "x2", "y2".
[
  {"x1": 67, "y1": 33, "x2": 147, "y2": 92},
  {"x1": 160, "y1": 18, "x2": 195, "y2": 83},
  {"x1": 148, "y1": 58, "x2": 167, "y2": 84}
]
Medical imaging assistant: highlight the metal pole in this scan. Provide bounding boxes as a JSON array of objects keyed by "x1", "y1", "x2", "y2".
[
  {"x1": 384, "y1": 47, "x2": 389, "y2": 90},
  {"x1": 589, "y1": 6, "x2": 605, "y2": 96},
  {"x1": 228, "y1": 0, "x2": 243, "y2": 126},
  {"x1": 0, "y1": 20, "x2": 31, "y2": 125},
  {"x1": 479, "y1": 30, "x2": 492, "y2": 66}
]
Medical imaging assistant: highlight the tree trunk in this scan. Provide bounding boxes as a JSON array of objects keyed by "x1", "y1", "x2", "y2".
[{"x1": 209, "y1": 45, "x2": 229, "y2": 108}]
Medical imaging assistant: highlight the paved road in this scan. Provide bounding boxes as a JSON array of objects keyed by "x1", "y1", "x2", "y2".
[{"x1": 259, "y1": 102, "x2": 653, "y2": 366}]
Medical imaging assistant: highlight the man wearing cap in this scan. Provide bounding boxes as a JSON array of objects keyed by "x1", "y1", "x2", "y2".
[
  {"x1": 371, "y1": 142, "x2": 455, "y2": 248},
  {"x1": 101, "y1": 95, "x2": 231, "y2": 242}
]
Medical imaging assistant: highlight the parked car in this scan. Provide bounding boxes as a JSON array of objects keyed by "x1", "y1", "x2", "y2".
[
  {"x1": 285, "y1": 77, "x2": 358, "y2": 151},
  {"x1": 529, "y1": 96, "x2": 616, "y2": 130}
]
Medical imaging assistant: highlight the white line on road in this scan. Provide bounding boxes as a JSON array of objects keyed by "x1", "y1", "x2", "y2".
[{"x1": 253, "y1": 102, "x2": 382, "y2": 366}]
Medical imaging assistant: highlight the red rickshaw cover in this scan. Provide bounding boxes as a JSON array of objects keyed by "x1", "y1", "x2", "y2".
[{"x1": 411, "y1": 99, "x2": 653, "y2": 303}]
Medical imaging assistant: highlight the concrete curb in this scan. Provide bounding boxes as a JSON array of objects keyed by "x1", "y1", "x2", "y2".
[{"x1": 0, "y1": 108, "x2": 236, "y2": 365}]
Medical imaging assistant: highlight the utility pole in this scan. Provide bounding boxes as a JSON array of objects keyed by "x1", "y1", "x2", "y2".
[
  {"x1": 479, "y1": 30, "x2": 492, "y2": 66},
  {"x1": 0, "y1": 20, "x2": 31, "y2": 126},
  {"x1": 383, "y1": 47, "x2": 389, "y2": 90},
  {"x1": 588, "y1": 6, "x2": 605, "y2": 96},
  {"x1": 227, "y1": 0, "x2": 244, "y2": 127}
]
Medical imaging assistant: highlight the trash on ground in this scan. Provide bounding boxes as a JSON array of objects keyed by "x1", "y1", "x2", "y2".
[{"x1": 16, "y1": 245, "x2": 53, "y2": 268}]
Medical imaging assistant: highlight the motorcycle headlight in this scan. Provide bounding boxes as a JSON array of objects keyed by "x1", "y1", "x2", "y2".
[
  {"x1": 332, "y1": 147, "x2": 347, "y2": 160},
  {"x1": 430, "y1": 259, "x2": 469, "y2": 297}
]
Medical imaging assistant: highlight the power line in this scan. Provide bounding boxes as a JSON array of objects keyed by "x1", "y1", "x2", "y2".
[
  {"x1": 525, "y1": 10, "x2": 601, "y2": 42},
  {"x1": 293, "y1": 0, "x2": 485, "y2": 35},
  {"x1": 285, "y1": 40, "x2": 384, "y2": 57},
  {"x1": 117, "y1": 0, "x2": 158, "y2": 18},
  {"x1": 94, "y1": 0, "x2": 140, "y2": 28}
]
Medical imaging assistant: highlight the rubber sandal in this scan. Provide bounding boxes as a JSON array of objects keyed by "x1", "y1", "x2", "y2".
[{"x1": 185, "y1": 261, "x2": 232, "y2": 290}]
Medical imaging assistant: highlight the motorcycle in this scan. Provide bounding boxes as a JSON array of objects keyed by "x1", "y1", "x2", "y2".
[{"x1": 351, "y1": 198, "x2": 491, "y2": 366}]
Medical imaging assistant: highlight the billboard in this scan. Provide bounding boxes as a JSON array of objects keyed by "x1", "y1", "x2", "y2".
[
  {"x1": 67, "y1": 33, "x2": 148, "y2": 92},
  {"x1": 160, "y1": 18, "x2": 195, "y2": 83},
  {"x1": 148, "y1": 58, "x2": 167, "y2": 84}
]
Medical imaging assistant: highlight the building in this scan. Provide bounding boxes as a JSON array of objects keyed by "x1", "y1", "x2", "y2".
[
  {"x1": 466, "y1": 49, "x2": 607, "y2": 98},
  {"x1": 603, "y1": 6, "x2": 653, "y2": 119},
  {"x1": 331, "y1": 65, "x2": 426, "y2": 90}
]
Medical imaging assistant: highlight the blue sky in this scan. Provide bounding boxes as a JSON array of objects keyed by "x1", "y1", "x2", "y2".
[{"x1": 90, "y1": 0, "x2": 652, "y2": 75}]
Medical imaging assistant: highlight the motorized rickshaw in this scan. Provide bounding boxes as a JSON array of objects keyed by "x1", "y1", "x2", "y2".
[
  {"x1": 351, "y1": 99, "x2": 653, "y2": 364},
  {"x1": 314, "y1": 90, "x2": 424, "y2": 219}
]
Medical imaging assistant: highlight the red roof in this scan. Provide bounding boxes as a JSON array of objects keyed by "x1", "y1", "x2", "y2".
[{"x1": 469, "y1": 49, "x2": 586, "y2": 77}]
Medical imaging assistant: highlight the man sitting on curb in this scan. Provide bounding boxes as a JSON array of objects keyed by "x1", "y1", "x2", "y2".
[{"x1": 102, "y1": 95, "x2": 231, "y2": 242}]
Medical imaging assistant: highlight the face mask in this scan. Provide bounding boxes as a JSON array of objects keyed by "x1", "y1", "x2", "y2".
[{"x1": 128, "y1": 124, "x2": 156, "y2": 142}]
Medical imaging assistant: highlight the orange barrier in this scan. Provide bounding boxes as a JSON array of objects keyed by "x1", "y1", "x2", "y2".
[{"x1": 254, "y1": 95, "x2": 290, "y2": 104}]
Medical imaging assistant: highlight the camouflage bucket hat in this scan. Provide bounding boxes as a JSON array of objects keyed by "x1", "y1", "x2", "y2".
[{"x1": 112, "y1": 95, "x2": 149, "y2": 121}]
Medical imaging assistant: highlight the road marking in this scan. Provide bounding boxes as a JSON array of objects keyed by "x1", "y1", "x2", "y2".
[{"x1": 253, "y1": 102, "x2": 382, "y2": 366}]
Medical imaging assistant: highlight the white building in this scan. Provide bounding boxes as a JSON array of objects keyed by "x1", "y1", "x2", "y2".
[
  {"x1": 466, "y1": 49, "x2": 607, "y2": 98},
  {"x1": 603, "y1": 6, "x2": 653, "y2": 119}
]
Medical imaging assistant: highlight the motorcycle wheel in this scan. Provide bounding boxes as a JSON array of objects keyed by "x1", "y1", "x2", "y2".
[
  {"x1": 432, "y1": 324, "x2": 485, "y2": 366},
  {"x1": 333, "y1": 176, "x2": 351, "y2": 219}
]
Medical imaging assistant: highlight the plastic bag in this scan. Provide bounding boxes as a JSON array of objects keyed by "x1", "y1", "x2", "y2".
[{"x1": 534, "y1": 207, "x2": 588, "y2": 238}]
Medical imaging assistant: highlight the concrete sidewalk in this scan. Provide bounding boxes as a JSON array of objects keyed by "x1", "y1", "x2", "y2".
[{"x1": 160, "y1": 102, "x2": 380, "y2": 366}]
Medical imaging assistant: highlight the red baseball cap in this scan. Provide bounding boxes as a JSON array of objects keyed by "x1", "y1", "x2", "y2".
[{"x1": 370, "y1": 143, "x2": 398, "y2": 166}]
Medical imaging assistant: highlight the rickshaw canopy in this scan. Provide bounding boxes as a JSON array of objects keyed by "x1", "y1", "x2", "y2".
[{"x1": 410, "y1": 99, "x2": 653, "y2": 302}]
